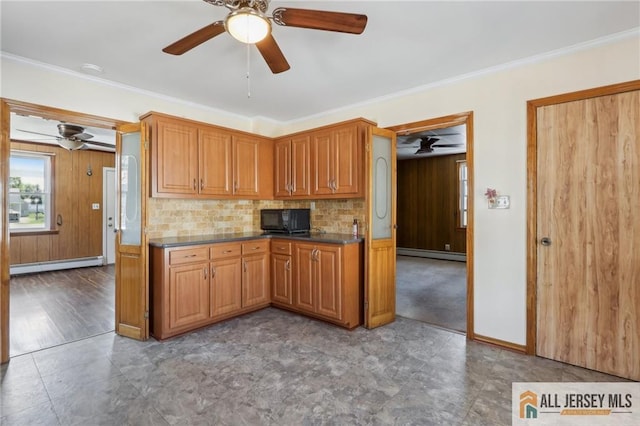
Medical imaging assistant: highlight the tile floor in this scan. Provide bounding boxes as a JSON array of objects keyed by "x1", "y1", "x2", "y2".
[
  {"x1": 1, "y1": 308, "x2": 625, "y2": 425},
  {"x1": 396, "y1": 256, "x2": 466, "y2": 332}
]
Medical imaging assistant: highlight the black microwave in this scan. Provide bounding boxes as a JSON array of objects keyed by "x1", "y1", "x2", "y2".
[{"x1": 260, "y1": 209, "x2": 310, "y2": 233}]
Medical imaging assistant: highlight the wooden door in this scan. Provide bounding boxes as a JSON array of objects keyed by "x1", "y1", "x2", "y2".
[
  {"x1": 115, "y1": 122, "x2": 149, "y2": 340},
  {"x1": 271, "y1": 254, "x2": 292, "y2": 305},
  {"x1": 274, "y1": 138, "x2": 291, "y2": 197},
  {"x1": 242, "y1": 253, "x2": 270, "y2": 307},
  {"x1": 233, "y1": 135, "x2": 259, "y2": 197},
  {"x1": 210, "y1": 257, "x2": 242, "y2": 317},
  {"x1": 169, "y1": 263, "x2": 209, "y2": 329},
  {"x1": 154, "y1": 118, "x2": 198, "y2": 195},
  {"x1": 200, "y1": 128, "x2": 232, "y2": 196},
  {"x1": 316, "y1": 244, "x2": 342, "y2": 320},
  {"x1": 294, "y1": 243, "x2": 315, "y2": 312},
  {"x1": 291, "y1": 135, "x2": 311, "y2": 197},
  {"x1": 365, "y1": 127, "x2": 397, "y2": 328},
  {"x1": 533, "y1": 85, "x2": 639, "y2": 380}
]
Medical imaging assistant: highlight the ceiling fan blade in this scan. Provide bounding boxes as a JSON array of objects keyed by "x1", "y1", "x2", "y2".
[
  {"x1": 16, "y1": 129, "x2": 59, "y2": 139},
  {"x1": 272, "y1": 8, "x2": 368, "y2": 34},
  {"x1": 73, "y1": 132, "x2": 94, "y2": 140},
  {"x1": 255, "y1": 33, "x2": 290, "y2": 74},
  {"x1": 83, "y1": 140, "x2": 114, "y2": 149},
  {"x1": 432, "y1": 143, "x2": 464, "y2": 148},
  {"x1": 163, "y1": 21, "x2": 226, "y2": 55}
]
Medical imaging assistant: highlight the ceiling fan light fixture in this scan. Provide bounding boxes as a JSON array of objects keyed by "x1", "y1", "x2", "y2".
[
  {"x1": 225, "y1": 7, "x2": 271, "y2": 44},
  {"x1": 57, "y1": 138, "x2": 85, "y2": 151}
]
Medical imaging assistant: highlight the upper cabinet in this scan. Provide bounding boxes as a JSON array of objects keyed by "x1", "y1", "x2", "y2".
[
  {"x1": 275, "y1": 119, "x2": 371, "y2": 200},
  {"x1": 274, "y1": 135, "x2": 311, "y2": 198},
  {"x1": 144, "y1": 112, "x2": 273, "y2": 199}
]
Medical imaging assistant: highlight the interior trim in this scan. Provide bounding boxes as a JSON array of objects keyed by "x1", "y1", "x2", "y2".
[
  {"x1": 474, "y1": 333, "x2": 527, "y2": 354},
  {"x1": 397, "y1": 248, "x2": 466, "y2": 262},
  {"x1": 0, "y1": 98, "x2": 126, "y2": 364},
  {"x1": 10, "y1": 257, "x2": 105, "y2": 276},
  {"x1": 386, "y1": 110, "x2": 475, "y2": 340}
]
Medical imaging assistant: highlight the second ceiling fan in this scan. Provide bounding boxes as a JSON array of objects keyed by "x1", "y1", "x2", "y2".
[{"x1": 163, "y1": 0, "x2": 368, "y2": 74}]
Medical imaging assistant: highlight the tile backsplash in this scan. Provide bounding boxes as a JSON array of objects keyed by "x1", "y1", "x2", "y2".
[{"x1": 147, "y1": 198, "x2": 366, "y2": 239}]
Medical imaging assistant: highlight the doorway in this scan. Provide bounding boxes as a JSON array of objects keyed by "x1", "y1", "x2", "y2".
[
  {"x1": 387, "y1": 112, "x2": 474, "y2": 336},
  {"x1": 0, "y1": 99, "x2": 126, "y2": 362}
]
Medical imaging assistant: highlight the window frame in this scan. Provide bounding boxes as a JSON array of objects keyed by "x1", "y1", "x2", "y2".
[
  {"x1": 457, "y1": 159, "x2": 468, "y2": 229},
  {"x1": 9, "y1": 150, "x2": 55, "y2": 234}
]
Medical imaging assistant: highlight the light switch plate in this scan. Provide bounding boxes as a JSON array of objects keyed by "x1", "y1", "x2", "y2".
[
  {"x1": 92, "y1": 203, "x2": 100, "y2": 210},
  {"x1": 489, "y1": 195, "x2": 510, "y2": 209}
]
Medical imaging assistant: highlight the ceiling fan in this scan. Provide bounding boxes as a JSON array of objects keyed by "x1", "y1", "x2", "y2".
[
  {"x1": 17, "y1": 123, "x2": 114, "y2": 151},
  {"x1": 414, "y1": 137, "x2": 464, "y2": 155},
  {"x1": 163, "y1": 0, "x2": 368, "y2": 74}
]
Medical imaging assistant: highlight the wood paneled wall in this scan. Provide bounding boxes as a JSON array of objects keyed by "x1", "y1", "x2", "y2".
[
  {"x1": 9, "y1": 141, "x2": 115, "y2": 265},
  {"x1": 397, "y1": 153, "x2": 466, "y2": 253}
]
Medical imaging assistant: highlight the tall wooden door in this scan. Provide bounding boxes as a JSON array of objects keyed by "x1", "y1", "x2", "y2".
[
  {"x1": 115, "y1": 122, "x2": 149, "y2": 340},
  {"x1": 365, "y1": 127, "x2": 397, "y2": 328},
  {"x1": 533, "y1": 84, "x2": 639, "y2": 380}
]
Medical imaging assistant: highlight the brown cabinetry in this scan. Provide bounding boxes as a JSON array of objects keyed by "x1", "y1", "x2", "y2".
[
  {"x1": 275, "y1": 120, "x2": 370, "y2": 200},
  {"x1": 279, "y1": 239, "x2": 362, "y2": 329},
  {"x1": 150, "y1": 239, "x2": 271, "y2": 339},
  {"x1": 271, "y1": 239, "x2": 293, "y2": 306},
  {"x1": 274, "y1": 135, "x2": 311, "y2": 198},
  {"x1": 144, "y1": 112, "x2": 273, "y2": 199}
]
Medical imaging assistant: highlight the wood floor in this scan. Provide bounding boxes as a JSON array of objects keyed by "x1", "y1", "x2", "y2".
[{"x1": 9, "y1": 266, "x2": 115, "y2": 357}]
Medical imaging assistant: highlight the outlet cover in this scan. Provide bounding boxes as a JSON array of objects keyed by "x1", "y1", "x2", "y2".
[{"x1": 489, "y1": 195, "x2": 510, "y2": 209}]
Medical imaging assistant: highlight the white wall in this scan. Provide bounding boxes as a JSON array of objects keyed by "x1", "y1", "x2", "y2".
[{"x1": 2, "y1": 32, "x2": 639, "y2": 345}]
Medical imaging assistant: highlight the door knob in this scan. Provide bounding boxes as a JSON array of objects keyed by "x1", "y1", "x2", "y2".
[{"x1": 540, "y1": 237, "x2": 552, "y2": 246}]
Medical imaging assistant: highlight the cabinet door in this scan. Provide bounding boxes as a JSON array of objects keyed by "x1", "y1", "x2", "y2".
[
  {"x1": 316, "y1": 245, "x2": 343, "y2": 320},
  {"x1": 242, "y1": 253, "x2": 270, "y2": 307},
  {"x1": 154, "y1": 118, "x2": 198, "y2": 196},
  {"x1": 332, "y1": 125, "x2": 360, "y2": 196},
  {"x1": 271, "y1": 254, "x2": 292, "y2": 305},
  {"x1": 294, "y1": 243, "x2": 316, "y2": 312},
  {"x1": 168, "y1": 263, "x2": 209, "y2": 329},
  {"x1": 274, "y1": 139, "x2": 291, "y2": 197},
  {"x1": 291, "y1": 135, "x2": 311, "y2": 197},
  {"x1": 312, "y1": 130, "x2": 334, "y2": 195},
  {"x1": 233, "y1": 135, "x2": 260, "y2": 197},
  {"x1": 210, "y1": 257, "x2": 242, "y2": 317},
  {"x1": 199, "y1": 128, "x2": 233, "y2": 196}
]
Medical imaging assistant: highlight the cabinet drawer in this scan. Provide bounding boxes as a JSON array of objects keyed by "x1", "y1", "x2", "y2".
[
  {"x1": 271, "y1": 240, "x2": 292, "y2": 255},
  {"x1": 168, "y1": 246, "x2": 209, "y2": 266},
  {"x1": 210, "y1": 242, "x2": 241, "y2": 259},
  {"x1": 242, "y1": 240, "x2": 269, "y2": 255}
]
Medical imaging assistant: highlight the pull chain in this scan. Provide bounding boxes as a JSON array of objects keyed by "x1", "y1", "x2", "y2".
[{"x1": 246, "y1": 43, "x2": 251, "y2": 98}]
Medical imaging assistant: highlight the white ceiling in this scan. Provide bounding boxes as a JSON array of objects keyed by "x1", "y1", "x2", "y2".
[{"x1": 2, "y1": 1, "x2": 638, "y2": 153}]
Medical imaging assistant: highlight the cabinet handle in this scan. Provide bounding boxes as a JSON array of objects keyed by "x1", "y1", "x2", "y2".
[
  {"x1": 234, "y1": 181, "x2": 239, "y2": 191},
  {"x1": 285, "y1": 259, "x2": 290, "y2": 271},
  {"x1": 211, "y1": 266, "x2": 216, "y2": 278},
  {"x1": 252, "y1": 246, "x2": 260, "y2": 250},
  {"x1": 243, "y1": 261, "x2": 247, "y2": 272},
  {"x1": 203, "y1": 267, "x2": 208, "y2": 279},
  {"x1": 184, "y1": 254, "x2": 197, "y2": 258},
  {"x1": 200, "y1": 179, "x2": 204, "y2": 190},
  {"x1": 223, "y1": 250, "x2": 232, "y2": 254},
  {"x1": 193, "y1": 179, "x2": 197, "y2": 190}
]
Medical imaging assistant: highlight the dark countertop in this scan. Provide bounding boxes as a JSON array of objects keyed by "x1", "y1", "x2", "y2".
[{"x1": 148, "y1": 232, "x2": 363, "y2": 248}]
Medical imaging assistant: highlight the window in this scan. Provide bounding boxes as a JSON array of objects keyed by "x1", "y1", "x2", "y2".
[
  {"x1": 9, "y1": 151, "x2": 53, "y2": 232},
  {"x1": 457, "y1": 160, "x2": 468, "y2": 228}
]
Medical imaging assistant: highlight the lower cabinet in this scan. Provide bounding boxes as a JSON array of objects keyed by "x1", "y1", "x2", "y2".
[
  {"x1": 150, "y1": 237, "x2": 362, "y2": 339},
  {"x1": 276, "y1": 239, "x2": 362, "y2": 329},
  {"x1": 150, "y1": 239, "x2": 270, "y2": 340}
]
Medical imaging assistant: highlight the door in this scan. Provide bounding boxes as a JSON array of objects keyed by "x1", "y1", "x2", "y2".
[
  {"x1": 242, "y1": 253, "x2": 270, "y2": 307},
  {"x1": 200, "y1": 128, "x2": 232, "y2": 196},
  {"x1": 115, "y1": 122, "x2": 149, "y2": 340},
  {"x1": 169, "y1": 263, "x2": 209, "y2": 329},
  {"x1": 294, "y1": 243, "x2": 316, "y2": 312},
  {"x1": 365, "y1": 127, "x2": 397, "y2": 328},
  {"x1": 210, "y1": 257, "x2": 242, "y2": 317},
  {"x1": 102, "y1": 167, "x2": 116, "y2": 264},
  {"x1": 316, "y1": 245, "x2": 342, "y2": 320},
  {"x1": 533, "y1": 85, "x2": 639, "y2": 380},
  {"x1": 233, "y1": 135, "x2": 260, "y2": 197}
]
